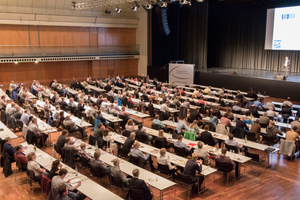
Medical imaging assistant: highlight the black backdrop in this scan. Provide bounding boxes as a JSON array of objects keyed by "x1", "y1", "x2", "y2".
[{"x1": 151, "y1": 0, "x2": 300, "y2": 72}]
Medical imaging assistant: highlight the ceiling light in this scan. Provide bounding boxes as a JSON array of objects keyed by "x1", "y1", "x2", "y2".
[
  {"x1": 14, "y1": 61, "x2": 18, "y2": 64},
  {"x1": 159, "y1": 2, "x2": 167, "y2": 7},
  {"x1": 35, "y1": 61, "x2": 39, "y2": 64},
  {"x1": 196, "y1": 0, "x2": 205, "y2": 2},
  {"x1": 115, "y1": 6, "x2": 122, "y2": 13},
  {"x1": 105, "y1": 9, "x2": 111, "y2": 14},
  {"x1": 188, "y1": 0, "x2": 192, "y2": 6},
  {"x1": 131, "y1": 5, "x2": 138, "y2": 11},
  {"x1": 145, "y1": 4, "x2": 153, "y2": 9}
]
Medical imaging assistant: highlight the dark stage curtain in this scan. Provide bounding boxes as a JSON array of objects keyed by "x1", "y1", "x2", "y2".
[
  {"x1": 207, "y1": 0, "x2": 300, "y2": 73},
  {"x1": 151, "y1": 1, "x2": 208, "y2": 69}
]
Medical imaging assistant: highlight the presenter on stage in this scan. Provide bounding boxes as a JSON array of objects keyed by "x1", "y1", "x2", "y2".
[{"x1": 284, "y1": 56, "x2": 290, "y2": 77}]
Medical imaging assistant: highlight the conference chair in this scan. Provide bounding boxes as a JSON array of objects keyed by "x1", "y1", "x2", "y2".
[
  {"x1": 129, "y1": 155, "x2": 144, "y2": 168},
  {"x1": 151, "y1": 123, "x2": 162, "y2": 131},
  {"x1": 244, "y1": 150, "x2": 265, "y2": 174},
  {"x1": 118, "y1": 148, "x2": 129, "y2": 159},
  {"x1": 215, "y1": 160, "x2": 235, "y2": 186},
  {"x1": 244, "y1": 132, "x2": 256, "y2": 142},
  {"x1": 174, "y1": 146, "x2": 189, "y2": 157},
  {"x1": 225, "y1": 144, "x2": 238, "y2": 153},
  {"x1": 157, "y1": 163, "x2": 173, "y2": 179},
  {"x1": 176, "y1": 172, "x2": 196, "y2": 200}
]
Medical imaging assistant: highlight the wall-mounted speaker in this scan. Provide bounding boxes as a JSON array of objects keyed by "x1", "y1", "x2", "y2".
[{"x1": 156, "y1": 7, "x2": 170, "y2": 36}]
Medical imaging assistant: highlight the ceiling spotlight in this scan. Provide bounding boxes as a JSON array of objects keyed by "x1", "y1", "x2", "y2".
[
  {"x1": 159, "y1": 2, "x2": 167, "y2": 7},
  {"x1": 35, "y1": 61, "x2": 39, "y2": 64},
  {"x1": 180, "y1": 0, "x2": 188, "y2": 5},
  {"x1": 14, "y1": 61, "x2": 18, "y2": 64},
  {"x1": 188, "y1": 0, "x2": 192, "y2": 6},
  {"x1": 131, "y1": 5, "x2": 138, "y2": 11},
  {"x1": 145, "y1": 4, "x2": 153, "y2": 9},
  {"x1": 105, "y1": 8, "x2": 111, "y2": 14},
  {"x1": 115, "y1": 6, "x2": 122, "y2": 13},
  {"x1": 196, "y1": 0, "x2": 205, "y2": 2}
]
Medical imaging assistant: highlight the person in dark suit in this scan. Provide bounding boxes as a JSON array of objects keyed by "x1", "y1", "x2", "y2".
[
  {"x1": 199, "y1": 125, "x2": 216, "y2": 146},
  {"x1": 104, "y1": 81, "x2": 112, "y2": 93},
  {"x1": 128, "y1": 169, "x2": 152, "y2": 200},
  {"x1": 111, "y1": 158, "x2": 131, "y2": 191},
  {"x1": 189, "y1": 108, "x2": 202, "y2": 126},
  {"x1": 56, "y1": 130, "x2": 69, "y2": 154},
  {"x1": 141, "y1": 91, "x2": 149, "y2": 102},
  {"x1": 89, "y1": 150, "x2": 110, "y2": 177},
  {"x1": 2, "y1": 137, "x2": 16, "y2": 162},
  {"x1": 247, "y1": 87, "x2": 258, "y2": 100},
  {"x1": 183, "y1": 152, "x2": 204, "y2": 192},
  {"x1": 282, "y1": 105, "x2": 292, "y2": 118},
  {"x1": 123, "y1": 132, "x2": 136, "y2": 152},
  {"x1": 236, "y1": 117, "x2": 249, "y2": 131},
  {"x1": 249, "y1": 104, "x2": 259, "y2": 118},
  {"x1": 76, "y1": 100, "x2": 85, "y2": 113},
  {"x1": 135, "y1": 124, "x2": 152, "y2": 144},
  {"x1": 94, "y1": 122, "x2": 104, "y2": 143}
]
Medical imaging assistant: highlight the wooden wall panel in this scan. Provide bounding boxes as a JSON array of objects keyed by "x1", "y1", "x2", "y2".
[
  {"x1": 0, "y1": 61, "x2": 92, "y2": 88},
  {"x1": 29, "y1": 25, "x2": 39, "y2": 48},
  {"x1": 97, "y1": 28, "x2": 136, "y2": 46},
  {"x1": 0, "y1": 25, "x2": 29, "y2": 46},
  {"x1": 92, "y1": 61, "x2": 101, "y2": 79},
  {"x1": 99, "y1": 59, "x2": 138, "y2": 79}
]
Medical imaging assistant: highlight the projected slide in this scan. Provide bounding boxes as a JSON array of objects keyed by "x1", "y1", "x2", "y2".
[{"x1": 272, "y1": 6, "x2": 300, "y2": 50}]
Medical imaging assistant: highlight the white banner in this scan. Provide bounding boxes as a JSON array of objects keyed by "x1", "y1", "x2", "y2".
[{"x1": 169, "y1": 63, "x2": 194, "y2": 85}]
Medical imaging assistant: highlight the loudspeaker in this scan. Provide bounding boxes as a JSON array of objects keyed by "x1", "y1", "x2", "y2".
[
  {"x1": 156, "y1": 7, "x2": 170, "y2": 36},
  {"x1": 277, "y1": 75, "x2": 286, "y2": 80}
]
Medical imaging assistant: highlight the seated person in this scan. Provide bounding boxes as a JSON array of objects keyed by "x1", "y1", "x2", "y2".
[
  {"x1": 123, "y1": 132, "x2": 136, "y2": 152},
  {"x1": 110, "y1": 158, "x2": 131, "y2": 191},
  {"x1": 259, "y1": 112, "x2": 270, "y2": 127},
  {"x1": 29, "y1": 118, "x2": 49, "y2": 146},
  {"x1": 232, "y1": 103, "x2": 242, "y2": 113},
  {"x1": 56, "y1": 129, "x2": 69, "y2": 154},
  {"x1": 215, "y1": 148, "x2": 236, "y2": 172},
  {"x1": 27, "y1": 152, "x2": 48, "y2": 182},
  {"x1": 291, "y1": 116, "x2": 300, "y2": 132},
  {"x1": 250, "y1": 119, "x2": 262, "y2": 141},
  {"x1": 78, "y1": 143, "x2": 92, "y2": 160},
  {"x1": 183, "y1": 152, "x2": 204, "y2": 192},
  {"x1": 130, "y1": 142, "x2": 155, "y2": 171},
  {"x1": 89, "y1": 150, "x2": 111, "y2": 177},
  {"x1": 249, "y1": 104, "x2": 259, "y2": 118},
  {"x1": 125, "y1": 119, "x2": 137, "y2": 132},
  {"x1": 286, "y1": 126, "x2": 300, "y2": 143},
  {"x1": 253, "y1": 98, "x2": 264, "y2": 110},
  {"x1": 188, "y1": 120, "x2": 201, "y2": 140},
  {"x1": 176, "y1": 117, "x2": 189, "y2": 135},
  {"x1": 56, "y1": 184, "x2": 72, "y2": 200},
  {"x1": 194, "y1": 142, "x2": 210, "y2": 165},
  {"x1": 120, "y1": 106, "x2": 139, "y2": 125},
  {"x1": 94, "y1": 122, "x2": 104, "y2": 144},
  {"x1": 266, "y1": 107, "x2": 277, "y2": 118},
  {"x1": 155, "y1": 130, "x2": 172, "y2": 149},
  {"x1": 282, "y1": 97, "x2": 293, "y2": 108},
  {"x1": 236, "y1": 117, "x2": 249, "y2": 131},
  {"x1": 2, "y1": 137, "x2": 16, "y2": 162},
  {"x1": 152, "y1": 115, "x2": 172, "y2": 133},
  {"x1": 135, "y1": 124, "x2": 152, "y2": 144},
  {"x1": 128, "y1": 169, "x2": 153, "y2": 200},
  {"x1": 48, "y1": 160, "x2": 62, "y2": 180},
  {"x1": 282, "y1": 105, "x2": 292, "y2": 118},
  {"x1": 266, "y1": 121, "x2": 283, "y2": 142},
  {"x1": 52, "y1": 168, "x2": 85, "y2": 200},
  {"x1": 157, "y1": 148, "x2": 177, "y2": 174},
  {"x1": 225, "y1": 133, "x2": 244, "y2": 153},
  {"x1": 199, "y1": 125, "x2": 216, "y2": 146},
  {"x1": 14, "y1": 145, "x2": 28, "y2": 170},
  {"x1": 63, "y1": 115, "x2": 79, "y2": 133},
  {"x1": 219, "y1": 113, "x2": 231, "y2": 127},
  {"x1": 174, "y1": 135, "x2": 192, "y2": 155}
]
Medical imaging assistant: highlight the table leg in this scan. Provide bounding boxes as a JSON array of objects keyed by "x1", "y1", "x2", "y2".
[
  {"x1": 265, "y1": 152, "x2": 271, "y2": 168},
  {"x1": 235, "y1": 162, "x2": 243, "y2": 179},
  {"x1": 45, "y1": 132, "x2": 53, "y2": 146},
  {"x1": 199, "y1": 176, "x2": 209, "y2": 193}
]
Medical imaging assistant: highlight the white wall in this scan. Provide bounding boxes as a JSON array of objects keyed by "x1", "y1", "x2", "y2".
[{"x1": 136, "y1": 8, "x2": 148, "y2": 76}]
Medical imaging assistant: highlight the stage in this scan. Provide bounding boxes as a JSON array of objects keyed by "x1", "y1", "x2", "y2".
[
  {"x1": 147, "y1": 66, "x2": 300, "y2": 100},
  {"x1": 196, "y1": 68, "x2": 300, "y2": 83}
]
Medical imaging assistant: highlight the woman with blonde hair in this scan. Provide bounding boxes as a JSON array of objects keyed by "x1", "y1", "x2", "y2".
[
  {"x1": 125, "y1": 119, "x2": 137, "y2": 132},
  {"x1": 154, "y1": 130, "x2": 172, "y2": 149},
  {"x1": 188, "y1": 120, "x2": 200, "y2": 134},
  {"x1": 226, "y1": 108, "x2": 234, "y2": 121}
]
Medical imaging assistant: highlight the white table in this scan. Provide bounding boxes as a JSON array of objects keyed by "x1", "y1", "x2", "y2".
[
  {"x1": 0, "y1": 88, "x2": 11, "y2": 100},
  {"x1": 0, "y1": 121, "x2": 18, "y2": 139},
  {"x1": 72, "y1": 138, "x2": 176, "y2": 199},
  {"x1": 22, "y1": 142, "x2": 122, "y2": 200}
]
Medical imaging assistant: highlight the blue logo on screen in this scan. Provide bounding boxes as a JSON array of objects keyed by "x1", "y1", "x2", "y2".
[
  {"x1": 274, "y1": 40, "x2": 281, "y2": 48},
  {"x1": 282, "y1": 14, "x2": 295, "y2": 20}
]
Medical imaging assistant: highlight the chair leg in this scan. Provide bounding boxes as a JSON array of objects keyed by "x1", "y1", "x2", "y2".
[
  {"x1": 227, "y1": 173, "x2": 229, "y2": 186},
  {"x1": 188, "y1": 185, "x2": 191, "y2": 200}
]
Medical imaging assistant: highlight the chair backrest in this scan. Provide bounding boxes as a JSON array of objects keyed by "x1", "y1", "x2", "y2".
[
  {"x1": 123, "y1": 130, "x2": 131, "y2": 138},
  {"x1": 16, "y1": 161, "x2": 23, "y2": 170},
  {"x1": 157, "y1": 163, "x2": 171, "y2": 175},
  {"x1": 225, "y1": 143, "x2": 238, "y2": 153},
  {"x1": 244, "y1": 150, "x2": 260, "y2": 162},
  {"x1": 89, "y1": 135, "x2": 97, "y2": 146},
  {"x1": 245, "y1": 132, "x2": 256, "y2": 141},
  {"x1": 28, "y1": 169, "x2": 36, "y2": 180},
  {"x1": 154, "y1": 139, "x2": 165, "y2": 149},
  {"x1": 197, "y1": 156, "x2": 205, "y2": 163},
  {"x1": 80, "y1": 156, "x2": 90, "y2": 167},
  {"x1": 174, "y1": 146, "x2": 186, "y2": 157},
  {"x1": 176, "y1": 172, "x2": 194, "y2": 185},
  {"x1": 129, "y1": 187, "x2": 145, "y2": 200},
  {"x1": 129, "y1": 155, "x2": 144, "y2": 168},
  {"x1": 90, "y1": 165, "x2": 103, "y2": 177},
  {"x1": 118, "y1": 148, "x2": 129, "y2": 158},
  {"x1": 151, "y1": 123, "x2": 162, "y2": 131},
  {"x1": 183, "y1": 131, "x2": 195, "y2": 141},
  {"x1": 110, "y1": 175, "x2": 123, "y2": 189},
  {"x1": 215, "y1": 160, "x2": 233, "y2": 172},
  {"x1": 135, "y1": 132, "x2": 148, "y2": 143}
]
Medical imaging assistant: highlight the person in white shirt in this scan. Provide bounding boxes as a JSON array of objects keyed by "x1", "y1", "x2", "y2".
[
  {"x1": 27, "y1": 152, "x2": 47, "y2": 182},
  {"x1": 161, "y1": 102, "x2": 170, "y2": 113},
  {"x1": 109, "y1": 104, "x2": 120, "y2": 115},
  {"x1": 194, "y1": 141, "x2": 210, "y2": 165},
  {"x1": 157, "y1": 148, "x2": 177, "y2": 174},
  {"x1": 265, "y1": 100, "x2": 275, "y2": 110},
  {"x1": 284, "y1": 56, "x2": 290, "y2": 77},
  {"x1": 282, "y1": 97, "x2": 293, "y2": 108},
  {"x1": 203, "y1": 86, "x2": 212, "y2": 95},
  {"x1": 9, "y1": 80, "x2": 17, "y2": 90}
]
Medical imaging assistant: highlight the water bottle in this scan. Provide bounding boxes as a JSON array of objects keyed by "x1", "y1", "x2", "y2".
[
  {"x1": 245, "y1": 135, "x2": 247, "y2": 143},
  {"x1": 287, "y1": 118, "x2": 290, "y2": 124},
  {"x1": 75, "y1": 166, "x2": 78, "y2": 177},
  {"x1": 95, "y1": 141, "x2": 98, "y2": 149}
]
